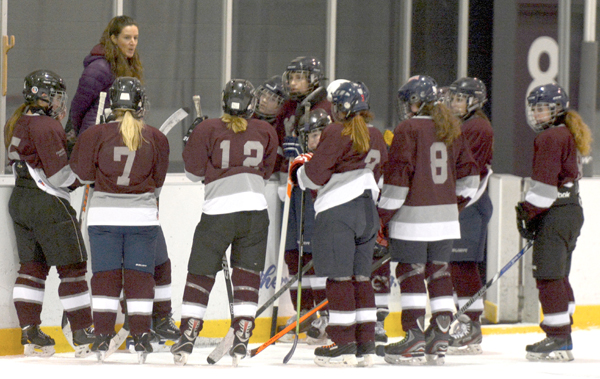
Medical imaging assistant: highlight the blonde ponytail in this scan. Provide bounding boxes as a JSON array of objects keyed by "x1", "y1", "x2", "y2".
[
  {"x1": 564, "y1": 110, "x2": 592, "y2": 156},
  {"x1": 341, "y1": 114, "x2": 370, "y2": 154},
  {"x1": 425, "y1": 102, "x2": 461, "y2": 146},
  {"x1": 117, "y1": 110, "x2": 145, "y2": 151},
  {"x1": 4, "y1": 104, "x2": 27, "y2": 149},
  {"x1": 221, "y1": 113, "x2": 248, "y2": 133}
]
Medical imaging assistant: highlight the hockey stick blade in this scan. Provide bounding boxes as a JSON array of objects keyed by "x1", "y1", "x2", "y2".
[
  {"x1": 453, "y1": 240, "x2": 533, "y2": 321},
  {"x1": 159, "y1": 108, "x2": 189, "y2": 135},
  {"x1": 251, "y1": 253, "x2": 391, "y2": 360},
  {"x1": 193, "y1": 95, "x2": 202, "y2": 119},
  {"x1": 207, "y1": 327, "x2": 235, "y2": 364}
]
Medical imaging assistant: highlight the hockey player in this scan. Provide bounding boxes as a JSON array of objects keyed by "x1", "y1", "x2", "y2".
[
  {"x1": 69, "y1": 77, "x2": 170, "y2": 363},
  {"x1": 445, "y1": 77, "x2": 494, "y2": 355},
  {"x1": 517, "y1": 83, "x2": 590, "y2": 362},
  {"x1": 274, "y1": 56, "x2": 332, "y2": 337},
  {"x1": 6, "y1": 70, "x2": 95, "y2": 358},
  {"x1": 69, "y1": 15, "x2": 179, "y2": 345},
  {"x1": 291, "y1": 81, "x2": 388, "y2": 367},
  {"x1": 378, "y1": 75, "x2": 479, "y2": 366},
  {"x1": 171, "y1": 79, "x2": 278, "y2": 366},
  {"x1": 254, "y1": 75, "x2": 287, "y2": 124}
]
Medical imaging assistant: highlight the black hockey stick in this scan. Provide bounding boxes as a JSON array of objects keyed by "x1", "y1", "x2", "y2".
[
  {"x1": 453, "y1": 239, "x2": 534, "y2": 321},
  {"x1": 251, "y1": 252, "x2": 392, "y2": 359}
]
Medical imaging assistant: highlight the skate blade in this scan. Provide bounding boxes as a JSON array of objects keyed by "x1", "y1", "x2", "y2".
[
  {"x1": 96, "y1": 351, "x2": 107, "y2": 363},
  {"x1": 383, "y1": 353, "x2": 426, "y2": 366},
  {"x1": 447, "y1": 343, "x2": 482, "y2": 355},
  {"x1": 173, "y1": 352, "x2": 189, "y2": 365},
  {"x1": 526, "y1": 350, "x2": 574, "y2": 362},
  {"x1": 232, "y1": 352, "x2": 246, "y2": 367},
  {"x1": 150, "y1": 340, "x2": 173, "y2": 353},
  {"x1": 425, "y1": 353, "x2": 446, "y2": 365},
  {"x1": 306, "y1": 336, "x2": 332, "y2": 346},
  {"x1": 73, "y1": 344, "x2": 94, "y2": 358},
  {"x1": 137, "y1": 351, "x2": 149, "y2": 364},
  {"x1": 314, "y1": 354, "x2": 358, "y2": 367},
  {"x1": 24, "y1": 344, "x2": 55, "y2": 357},
  {"x1": 356, "y1": 354, "x2": 374, "y2": 367}
]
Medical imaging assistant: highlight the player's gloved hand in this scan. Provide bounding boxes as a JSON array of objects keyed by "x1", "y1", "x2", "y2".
[
  {"x1": 183, "y1": 115, "x2": 208, "y2": 145},
  {"x1": 289, "y1": 153, "x2": 313, "y2": 186},
  {"x1": 283, "y1": 136, "x2": 302, "y2": 158},
  {"x1": 515, "y1": 202, "x2": 538, "y2": 241}
]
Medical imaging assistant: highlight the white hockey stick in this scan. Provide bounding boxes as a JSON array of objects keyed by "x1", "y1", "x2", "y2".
[
  {"x1": 95, "y1": 91, "x2": 107, "y2": 125},
  {"x1": 193, "y1": 95, "x2": 202, "y2": 119},
  {"x1": 159, "y1": 108, "x2": 189, "y2": 135}
]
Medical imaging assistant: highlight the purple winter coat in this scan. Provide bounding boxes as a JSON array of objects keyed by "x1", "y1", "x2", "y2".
[{"x1": 69, "y1": 44, "x2": 115, "y2": 135}]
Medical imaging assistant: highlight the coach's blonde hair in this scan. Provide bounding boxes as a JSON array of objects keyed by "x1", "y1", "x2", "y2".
[{"x1": 221, "y1": 113, "x2": 248, "y2": 133}]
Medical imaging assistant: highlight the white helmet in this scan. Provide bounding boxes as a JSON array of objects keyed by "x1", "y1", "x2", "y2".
[{"x1": 326, "y1": 79, "x2": 351, "y2": 102}]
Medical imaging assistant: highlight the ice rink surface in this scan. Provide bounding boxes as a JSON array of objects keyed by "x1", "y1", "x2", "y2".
[{"x1": 1, "y1": 329, "x2": 598, "y2": 379}]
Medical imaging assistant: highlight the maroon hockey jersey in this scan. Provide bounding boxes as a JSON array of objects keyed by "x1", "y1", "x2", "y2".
[
  {"x1": 522, "y1": 125, "x2": 581, "y2": 219},
  {"x1": 7, "y1": 114, "x2": 77, "y2": 200},
  {"x1": 379, "y1": 116, "x2": 479, "y2": 241},
  {"x1": 69, "y1": 122, "x2": 169, "y2": 226},
  {"x1": 462, "y1": 115, "x2": 494, "y2": 205},
  {"x1": 296, "y1": 123, "x2": 388, "y2": 215},
  {"x1": 182, "y1": 117, "x2": 278, "y2": 215}
]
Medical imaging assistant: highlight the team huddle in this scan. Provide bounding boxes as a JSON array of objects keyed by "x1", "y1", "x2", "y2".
[{"x1": 4, "y1": 15, "x2": 591, "y2": 368}]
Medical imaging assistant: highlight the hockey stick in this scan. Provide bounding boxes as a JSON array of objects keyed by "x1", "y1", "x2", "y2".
[
  {"x1": 270, "y1": 162, "x2": 293, "y2": 338},
  {"x1": 453, "y1": 239, "x2": 534, "y2": 321},
  {"x1": 159, "y1": 108, "x2": 189, "y2": 135},
  {"x1": 251, "y1": 252, "x2": 392, "y2": 359},
  {"x1": 183, "y1": 95, "x2": 208, "y2": 145}
]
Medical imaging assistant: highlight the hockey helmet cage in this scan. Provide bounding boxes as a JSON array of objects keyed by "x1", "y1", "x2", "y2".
[
  {"x1": 254, "y1": 75, "x2": 286, "y2": 122},
  {"x1": 222, "y1": 79, "x2": 256, "y2": 118},
  {"x1": 299, "y1": 108, "x2": 331, "y2": 135},
  {"x1": 23, "y1": 69, "x2": 68, "y2": 119},
  {"x1": 326, "y1": 79, "x2": 351, "y2": 102},
  {"x1": 331, "y1": 81, "x2": 369, "y2": 122},
  {"x1": 397, "y1": 75, "x2": 438, "y2": 121},
  {"x1": 447, "y1": 77, "x2": 487, "y2": 118},
  {"x1": 283, "y1": 56, "x2": 325, "y2": 100},
  {"x1": 526, "y1": 83, "x2": 569, "y2": 133},
  {"x1": 109, "y1": 77, "x2": 146, "y2": 117}
]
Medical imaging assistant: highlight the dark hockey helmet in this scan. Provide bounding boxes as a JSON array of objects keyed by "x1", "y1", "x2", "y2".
[
  {"x1": 109, "y1": 77, "x2": 146, "y2": 117},
  {"x1": 299, "y1": 108, "x2": 331, "y2": 135},
  {"x1": 446, "y1": 77, "x2": 487, "y2": 118},
  {"x1": 397, "y1": 75, "x2": 438, "y2": 121},
  {"x1": 222, "y1": 79, "x2": 256, "y2": 118},
  {"x1": 23, "y1": 69, "x2": 68, "y2": 119},
  {"x1": 330, "y1": 81, "x2": 369, "y2": 122},
  {"x1": 526, "y1": 83, "x2": 569, "y2": 133},
  {"x1": 355, "y1": 81, "x2": 371, "y2": 107},
  {"x1": 283, "y1": 56, "x2": 325, "y2": 100},
  {"x1": 253, "y1": 75, "x2": 286, "y2": 122}
]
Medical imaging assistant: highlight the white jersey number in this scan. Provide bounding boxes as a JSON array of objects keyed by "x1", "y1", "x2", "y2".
[
  {"x1": 219, "y1": 140, "x2": 264, "y2": 169},
  {"x1": 114, "y1": 146, "x2": 136, "y2": 186},
  {"x1": 430, "y1": 142, "x2": 448, "y2": 184},
  {"x1": 364, "y1": 149, "x2": 381, "y2": 171}
]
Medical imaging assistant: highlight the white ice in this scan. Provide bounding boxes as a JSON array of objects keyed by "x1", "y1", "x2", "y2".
[{"x1": 2, "y1": 329, "x2": 599, "y2": 379}]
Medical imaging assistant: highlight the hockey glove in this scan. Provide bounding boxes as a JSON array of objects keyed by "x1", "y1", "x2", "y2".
[
  {"x1": 283, "y1": 136, "x2": 303, "y2": 158},
  {"x1": 515, "y1": 202, "x2": 539, "y2": 241},
  {"x1": 183, "y1": 115, "x2": 208, "y2": 145},
  {"x1": 289, "y1": 153, "x2": 313, "y2": 186}
]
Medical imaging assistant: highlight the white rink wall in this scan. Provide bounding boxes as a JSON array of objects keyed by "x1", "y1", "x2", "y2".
[{"x1": 1, "y1": 174, "x2": 599, "y2": 331}]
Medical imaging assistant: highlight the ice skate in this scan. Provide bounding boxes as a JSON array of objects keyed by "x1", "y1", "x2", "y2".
[
  {"x1": 425, "y1": 315, "x2": 451, "y2": 365},
  {"x1": 171, "y1": 318, "x2": 202, "y2": 365},
  {"x1": 133, "y1": 332, "x2": 153, "y2": 364},
  {"x1": 381, "y1": 328, "x2": 426, "y2": 365},
  {"x1": 356, "y1": 341, "x2": 375, "y2": 367},
  {"x1": 21, "y1": 324, "x2": 55, "y2": 357},
  {"x1": 314, "y1": 342, "x2": 358, "y2": 367},
  {"x1": 375, "y1": 309, "x2": 389, "y2": 345},
  {"x1": 279, "y1": 310, "x2": 316, "y2": 343},
  {"x1": 230, "y1": 319, "x2": 253, "y2": 367},
  {"x1": 525, "y1": 336, "x2": 574, "y2": 362},
  {"x1": 91, "y1": 334, "x2": 114, "y2": 362},
  {"x1": 71, "y1": 327, "x2": 96, "y2": 358},
  {"x1": 447, "y1": 314, "x2": 482, "y2": 355},
  {"x1": 152, "y1": 313, "x2": 180, "y2": 341},
  {"x1": 306, "y1": 311, "x2": 330, "y2": 345}
]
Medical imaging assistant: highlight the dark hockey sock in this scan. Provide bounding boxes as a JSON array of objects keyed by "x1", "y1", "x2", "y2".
[
  {"x1": 57, "y1": 262, "x2": 93, "y2": 330},
  {"x1": 537, "y1": 278, "x2": 571, "y2": 337},
  {"x1": 426, "y1": 262, "x2": 454, "y2": 322},
  {"x1": 326, "y1": 279, "x2": 356, "y2": 345},
  {"x1": 124, "y1": 269, "x2": 155, "y2": 336},
  {"x1": 153, "y1": 258, "x2": 172, "y2": 318},
  {"x1": 353, "y1": 279, "x2": 376, "y2": 344},
  {"x1": 13, "y1": 261, "x2": 50, "y2": 327},
  {"x1": 181, "y1": 273, "x2": 215, "y2": 328},
  {"x1": 91, "y1": 269, "x2": 122, "y2": 335},
  {"x1": 396, "y1": 263, "x2": 426, "y2": 331},
  {"x1": 285, "y1": 249, "x2": 314, "y2": 310},
  {"x1": 450, "y1": 261, "x2": 483, "y2": 321}
]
